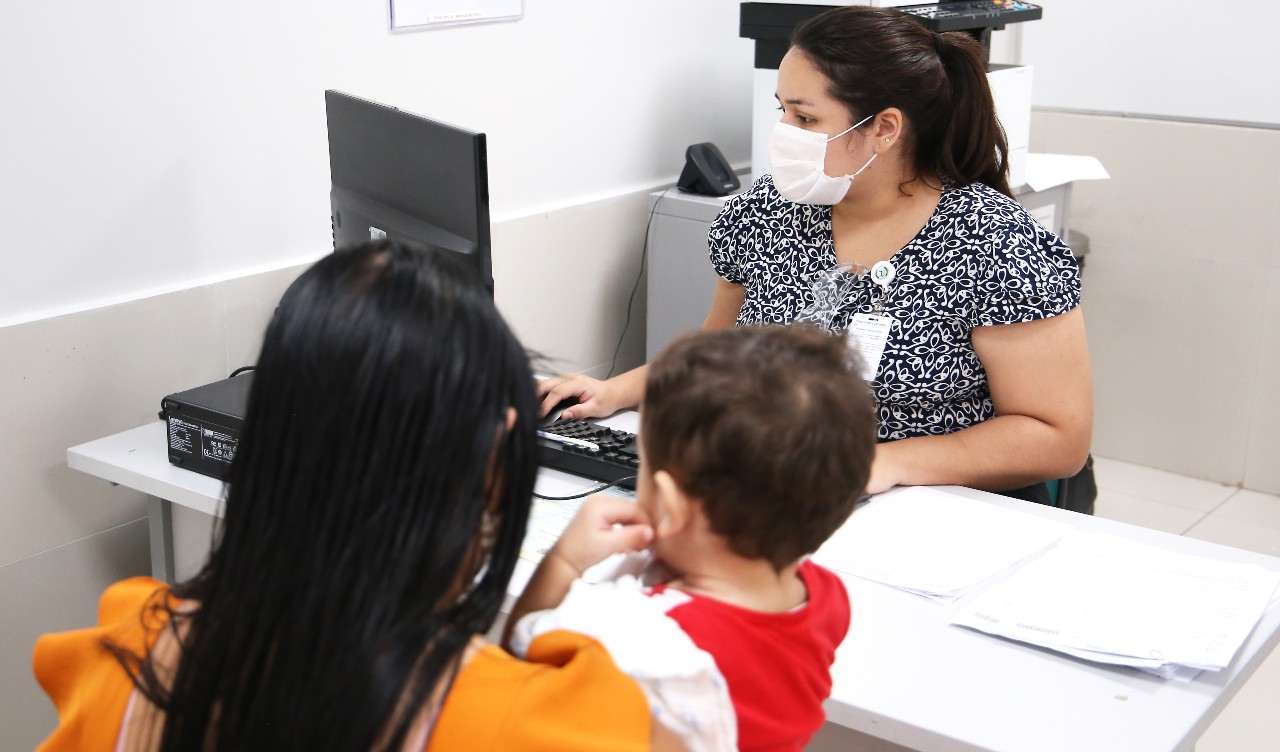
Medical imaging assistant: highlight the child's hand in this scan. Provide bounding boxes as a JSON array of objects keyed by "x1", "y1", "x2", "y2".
[
  {"x1": 549, "y1": 495, "x2": 654, "y2": 576},
  {"x1": 506, "y1": 495, "x2": 654, "y2": 649}
]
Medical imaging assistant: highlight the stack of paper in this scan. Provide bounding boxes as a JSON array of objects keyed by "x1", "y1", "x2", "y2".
[
  {"x1": 950, "y1": 531, "x2": 1280, "y2": 680},
  {"x1": 812, "y1": 487, "x2": 1073, "y2": 602}
]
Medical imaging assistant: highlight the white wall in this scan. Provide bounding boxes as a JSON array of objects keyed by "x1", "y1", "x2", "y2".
[
  {"x1": 1021, "y1": 1, "x2": 1280, "y2": 126},
  {"x1": 0, "y1": 0, "x2": 753, "y2": 326}
]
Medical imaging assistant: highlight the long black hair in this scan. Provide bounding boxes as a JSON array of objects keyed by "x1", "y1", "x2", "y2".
[
  {"x1": 792, "y1": 6, "x2": 1012, "y2": 197},
  {"x1": 114, "y1": 240, "x2": 539, "y2": 750}
]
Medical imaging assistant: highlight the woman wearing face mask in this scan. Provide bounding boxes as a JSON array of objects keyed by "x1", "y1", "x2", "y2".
[{"x1": 539, "y1": 5, "x2": 1091, "y2": 505}]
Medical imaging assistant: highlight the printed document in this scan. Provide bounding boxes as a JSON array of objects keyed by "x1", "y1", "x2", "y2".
[
  {"x1": 950, "y1": 531, "x2": 1280, "y2": 677},
  {"x1": 812, "y1": 487, "x2": 1073, "y2": 601}
]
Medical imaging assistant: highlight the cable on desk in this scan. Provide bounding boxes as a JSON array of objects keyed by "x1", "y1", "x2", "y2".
[
  {"x1": 606, "y1": 186, "x2": 673, "y2": 379},
  {"x1": 534, "y1": 476, "x2": 637, "y2": 501}
]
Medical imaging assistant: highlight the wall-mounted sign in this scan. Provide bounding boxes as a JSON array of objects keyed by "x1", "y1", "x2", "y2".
[{"x1": 390, "y1": 0, "x2": 523, "y2": 31}]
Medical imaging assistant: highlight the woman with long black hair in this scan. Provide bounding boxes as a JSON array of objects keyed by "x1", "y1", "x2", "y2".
[{"x1": 34, "y1": 240, "x2": 675, "y2": 751}]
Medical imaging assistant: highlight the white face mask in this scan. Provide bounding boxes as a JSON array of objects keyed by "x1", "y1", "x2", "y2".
[{"x1": 769, "y1": 114, "x2": 877, "y2": 205}]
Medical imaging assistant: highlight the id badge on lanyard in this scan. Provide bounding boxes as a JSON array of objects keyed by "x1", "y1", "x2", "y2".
[
  {"x1": 846, "y1": 313, "x2": 893, "y2": 381},
  {"x1": 845, "y1": 260, "x2": 895, "y2": 381}
]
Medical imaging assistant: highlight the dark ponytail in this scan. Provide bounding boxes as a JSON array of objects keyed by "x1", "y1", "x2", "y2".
[
  {"x1": 792, "y1": 6, "x2": 1012, "y2": 197},
  {"x1": 935, "y1": 31, "x2": 1012, "y2": 196}
]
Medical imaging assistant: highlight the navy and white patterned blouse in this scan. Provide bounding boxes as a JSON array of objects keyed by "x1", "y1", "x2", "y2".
[{"x1": 709, "y1": 174, "x2": 1081, "y2": 442}]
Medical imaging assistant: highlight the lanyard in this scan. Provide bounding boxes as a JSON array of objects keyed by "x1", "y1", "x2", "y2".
[{"x1": 869, "y1": 260, "x2": 895, "y2": 315}]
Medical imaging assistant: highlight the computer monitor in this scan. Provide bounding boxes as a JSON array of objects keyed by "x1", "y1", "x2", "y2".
[{"x1": 324, "y1": 90, "x2": 493, "y2": 295}]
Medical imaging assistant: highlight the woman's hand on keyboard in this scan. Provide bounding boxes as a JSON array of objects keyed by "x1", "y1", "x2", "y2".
[{"x1": 538, "y1": 369, "x2": 644, "y2": 421}]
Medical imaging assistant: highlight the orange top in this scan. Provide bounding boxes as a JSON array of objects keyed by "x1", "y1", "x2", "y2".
[{"x1": 33, "y1": 577, "x2": 652, "y2": 752}]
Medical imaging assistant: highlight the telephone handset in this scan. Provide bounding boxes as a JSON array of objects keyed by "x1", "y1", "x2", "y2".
[{"x1": 676, "y1": 142, "x2": 740, "y2": 197}]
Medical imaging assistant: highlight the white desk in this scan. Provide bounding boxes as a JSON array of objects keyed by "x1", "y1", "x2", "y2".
[
  {"x1": 64, "y1": 420, "x2": 615, "y2": 596},
  {"x1": 69, "y1": 422, "x2": 1280, "y2": 752}
]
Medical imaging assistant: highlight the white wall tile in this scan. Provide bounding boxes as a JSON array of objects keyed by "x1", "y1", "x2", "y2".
[
  {"x1": 0, "y1": 520, "x2": 149, "y2": 751},
  {"x1": 1030, "y1": 112, "x2": 1280, "y2": 485},
  {"x1": 1030, "y1": 112, "x2": 1280, "y2": 269},
  {"x1": 1244, "y1": 267, "x2": 1280, "y2": 494},
  {"x1": 1183, "y1": 515, "x2": 1280, "y2": 558},
  {"x1": 220, "y1": 262, "x2": 311, "y2": 372},
  {"x1": 1093, "y1": 489, "x2": 1207, "y2": 535},
  {"x1": 1092, "y1": 456, "x2": 1236, "y2": 513},
  {"x1": 0, "y1": 288, "x2": 228, "y2": 566},
  {"x1": 492, "y1": 191, "x2": 652, "y2": 377},
  {"x1": 1206, "y1": 490, "x2": 1280, "y2": 529},
  {"x1": 1082, "y1": 251, "x2": 1265, "y2": 484}
]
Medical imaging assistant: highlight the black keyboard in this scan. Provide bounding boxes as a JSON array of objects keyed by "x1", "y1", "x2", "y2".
[
  {"x1": 536, "y1": 419, "x2": 640, "y2": 490},
  {"x1": 899, "y1": 1, "x2": 1042, "y2": 32}
]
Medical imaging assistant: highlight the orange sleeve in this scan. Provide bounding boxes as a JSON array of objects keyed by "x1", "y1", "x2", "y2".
[
  {"x1": 33, "y1": 577, "x2": 172, "y2": 752},
  {"x1": 429, "y1": 629, "x2": 652, "y2": 751},
  {"x1": 35, "y1": 587, "x2": 648, "y2": 752}
]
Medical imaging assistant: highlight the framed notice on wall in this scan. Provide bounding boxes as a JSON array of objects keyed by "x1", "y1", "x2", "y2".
[{"x1": 390, "y1": 0, "x2": 522, "y2": 31}]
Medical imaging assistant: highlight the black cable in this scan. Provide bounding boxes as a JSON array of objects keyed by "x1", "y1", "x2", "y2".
[
  {"x1": 607, "y1": 186, "x2": 674, "y2": 378},
  {"x1": 533, "y1": 476, "x2": 637, "y2": 501}
]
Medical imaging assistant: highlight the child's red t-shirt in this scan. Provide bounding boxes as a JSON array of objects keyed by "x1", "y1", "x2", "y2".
[{"x1": 648, "y1": 560, "x2": 851, "y2": 752}]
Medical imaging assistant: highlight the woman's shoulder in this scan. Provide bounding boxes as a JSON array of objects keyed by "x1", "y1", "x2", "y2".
[
  {"x1": 935, "y1": 183, "x2": 1081, "y2": 322},
  {"x1": 715, "y1": 173, "x2": 821, "y2": 227},
  {"x1": 428, "y1": 631, "x2": 650, "y2": 751},
  {"x1": 36, "y1": 576, "x2": 171, "y2": 670},
  {"x1": 33, "y1": 577, "x2": 172, "y2": 752},
  {"x1": 98, "y1": 577, "x2": 172, "y2": 623},
  {"x1": 727, "y1": 172, "x2": 777, "y2": 207},
  {"x1": 939, "y1": 181, "x2": 1072, "y2": 258},
  {"x1": 941, "y1": 180, "x2": 1028, "y2": 222}
]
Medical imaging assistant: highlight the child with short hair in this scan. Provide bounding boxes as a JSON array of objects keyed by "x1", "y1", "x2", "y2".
[{"x1": 510, "y1": 325, "x2": 877, "y2": 752}]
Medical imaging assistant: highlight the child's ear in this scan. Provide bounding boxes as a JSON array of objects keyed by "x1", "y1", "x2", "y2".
[{"x1": 652, "y1": 470, "x2": 693, "y2": 537}]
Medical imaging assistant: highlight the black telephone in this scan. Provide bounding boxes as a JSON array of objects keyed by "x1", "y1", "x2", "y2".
[{"x1": 676, "y1": 142, "x2": 740, "y2": 197}]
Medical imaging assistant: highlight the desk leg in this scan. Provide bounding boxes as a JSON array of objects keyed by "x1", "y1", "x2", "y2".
[{"x1": 147, "y1": 496, "x2": 175, "y2": 584}]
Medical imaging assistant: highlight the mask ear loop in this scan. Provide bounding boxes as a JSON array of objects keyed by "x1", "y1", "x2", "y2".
[
  {"x1": 827, "y1": 114, "x2": 878, "y2": 180},
  {"x1": 825, "y1": 113, "x2": 875, "y2": 143},
  {"x1": 844, "y1": 153, "x2": 877, "y2": 180}
]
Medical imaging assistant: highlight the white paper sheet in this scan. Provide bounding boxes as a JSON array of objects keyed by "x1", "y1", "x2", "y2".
[
  {"x1": 951, "y1": 531, "x2": 1280, "y2": 674},
  {"x1": 812, "y1": 487, "x2": 1073, "y2": 600},
  {"x1": 520, "y1": 495, "x2": 584, "y2": 564},
  {"x1": 519, "y1": 468, "x2": 635, "y2": 565},
  {"x1": 1024, "y1": 153, "x2": 1110, "y2": 192}
]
